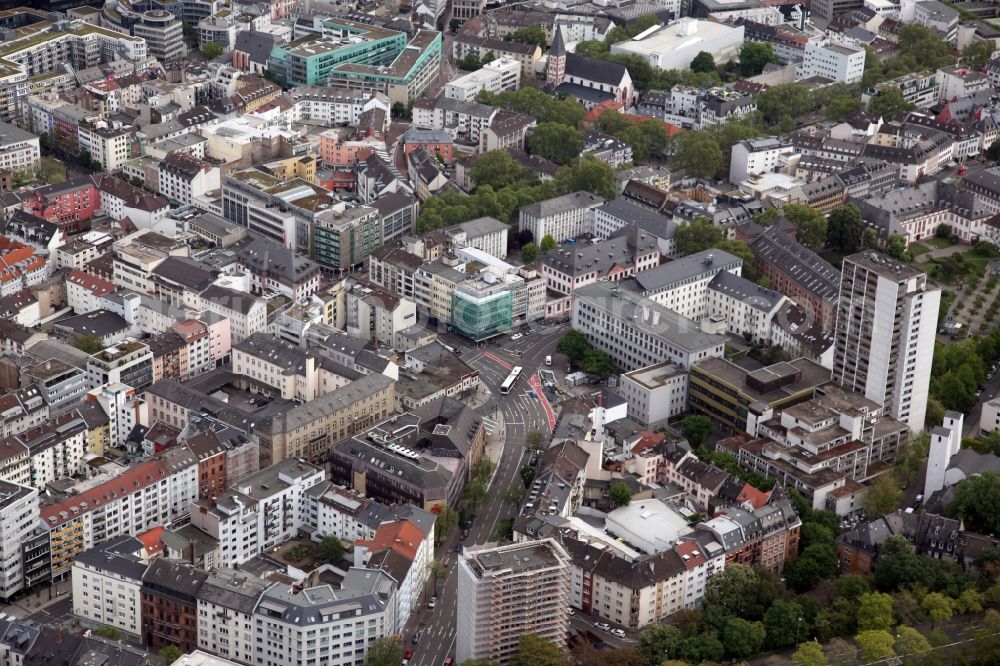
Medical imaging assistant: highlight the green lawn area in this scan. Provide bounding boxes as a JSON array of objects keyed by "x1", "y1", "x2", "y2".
[
  {"x1": 924, "y1": 237, "x2": 955, "y2": 249},
  {"x1": 909, "y1": 242, "x2": 932, "y2": 257}
]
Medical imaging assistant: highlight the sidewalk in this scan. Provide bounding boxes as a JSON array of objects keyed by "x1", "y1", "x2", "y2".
[{"x1": 0, "y1": 579, "x2": 71, "y2": 619}]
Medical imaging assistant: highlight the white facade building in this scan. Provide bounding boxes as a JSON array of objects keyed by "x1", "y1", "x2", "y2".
[
  {"x1": 518, "y1": 191, "x2": 605, "y2": 243},
  {"x1": 0, "y1": 481, "x2": 38, "y2": 600},
  {"x1": 71, "y1": 536, "x2": 147, "y2": 636},
  {"x1": 457, "y1": 540, "x2": 571, "y2": 665},
  {"x1": 0, "y1": 121, "x2": 40, "y2": 176},
  {"x1": 197, "y1": 568, "x2": 271, "y2": 665},
  {"x1": 444, "y1": 57, "x2": 521, "y2": 101},
  {"x1": 729, "y1": 137, "x2": 788, "y2": 185},
  {"x1": 798, "y1": 41, "x2": 866, "y2": 84},
  {"x1": 609, "y1": 19, "x2": 744, "y2": 71},
  {"x1": 189, "y1": 459, "x2": 326, "y2": 568},
  {"x1": 619, "y1": 362, "x2": 689, "y2": 425},
  {"x1": 832, "y1": 251, "x2": 941, "y2": 431}
]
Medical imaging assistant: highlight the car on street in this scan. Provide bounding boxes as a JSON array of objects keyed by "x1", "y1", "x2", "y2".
[
  {"x1": 595, "y1": 622, "x2": 611, "y2": 631},
  {"x1": 511, "y1": 333, "x2": 523, "y2": 341},
  {"x1": 442, "y1": 554, "x2": 450, "y2": 567},
  {"x1": 403, "y1": 648, "x2": 413, "y2": 665},
  {"x1": 568, "y1": 607, "x2": 575, "y2": 616},
  {"x1": 454, "y1": 543, "x2": 462, "y2": 553},
  {"x1": 412, "y1": 631, "x2": 422, "y2": 644},
  {"x1": 462, "y1": 528, "x2": 470, "y2": 539},
  {"x1": 428, "y1": 596, "x2": 437, "y2": 609},
  {"x1": 443, "y1": 659, "x2": 454, "y2": 666},
  {"x1": 611, "y1": 629, "x2": 626, "y2": 639},
  {"x1": 545, "y1": 355, "x2": 552, "y2": 366}
]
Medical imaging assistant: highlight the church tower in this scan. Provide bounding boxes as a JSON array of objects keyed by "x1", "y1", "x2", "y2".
[{"x1": 546, "y1": 27, "x2": 567, "y2": 87}]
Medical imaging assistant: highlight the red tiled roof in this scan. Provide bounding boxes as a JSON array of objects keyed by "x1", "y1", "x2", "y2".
[
  {"x1": 42, "y1": 459, "x2": 170, "y2": 528},
  {"x1": 67, "y1": 269, "x2": 115, "y2": 296},
  {"x1": 356, "y1": 519, "x2": 423, "y2": 562},
  {"x1": 137, "y1": 526, "x2": 166, "y2": 556}
]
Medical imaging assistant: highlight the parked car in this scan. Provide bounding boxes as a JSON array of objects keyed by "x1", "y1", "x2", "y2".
[
  {"x1": 428, "y1": 596, "x2": 437, "y2": 609},
  {"x1": 454, "y1": 543, "x2": 463, "y2": 553},
  {"x1": 412, "y1": 631, "x2": 422, "y2": 644},
  {"x1": 611, "y1": 629, "x2": 626, "y2": 639},
  {"x1": 595, "y1": 622, "x2": 611, "y2": 631},
  {"x1": 443, "y1": 659, "x2": 454, "y2": 666},
  {"x1": 568, "y1": 607, "x2": 575, "y2": 616},
  {"x1": 511, "y1": 333, "x2": 523, "y2": 341}
]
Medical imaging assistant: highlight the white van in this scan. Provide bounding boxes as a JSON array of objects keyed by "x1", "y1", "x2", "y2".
[{"x1": 545, "y1": 355, "x2": 552, "y2": 366}]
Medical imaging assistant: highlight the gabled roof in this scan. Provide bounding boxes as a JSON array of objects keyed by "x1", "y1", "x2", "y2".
[{"x1": 564, "y1": 52, "x2": 628, "y2": 86}]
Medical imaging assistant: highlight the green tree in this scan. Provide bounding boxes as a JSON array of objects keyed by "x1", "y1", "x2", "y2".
[
  {"x1": 783, "y1": 543, "x2": 838, "y2": 592},
  {"x1": 471, "y1": 456, "x2": 496, "y2": 484},
  {"x1": 763, "y1": 599, "x2": 807, "y2": 649},
  {"x1": 554, "y1": 156, "x2": 617, "y2": 199},
  {"x1": 463, "y1": 480, "x2": 488, "y2": 512},
  {"x1": 949, "y1": 472, "x2": 1000, "y2": 535},
  {"x1": 609, "y1": 481, "x2": 631, "y2": 508},
  {"x1": 509, "y1": 634, "x2": 565, "y2": 666},
  {"x1": 691, "y1": 50, "x2": 717, "y2": 73},
  {"x1": 73, "y1": 334, "x2": 105, "y2": 354},
  {"x1": 470, "y1": 150, "x2": 530, "y2": 189},
  {"x1": 93, "y1": 626, "x2": 122, "y2": 641},
  {"x1": 898, "y1": 24, "x2": 956, "y2": 69},
  {"x1": 581, "y1": 348, "x2": 616, "y2": 378},
  {"x1": 680, "y1": 415, "x2": 713, "y2": 447},
  {"x1": 988, "y1": 139, "x2": 1000, "y2": 162},
  {"x1": 428, "y1": 559, "x2": 449, "y2": 593},
  {"x1": 703, "y1": 564, "x2": 759, "y2": 621},
  {"x1": 826, "y1": 95, "x2": 864, "y2": 121},
  {"x1": 520, "y1": 464, "x2": 535, "y2": 488},
  {"x1": 827, "y1": 204, "x2": 864, "y2": 251},
  {"x1": 525, "y1": 430, "x2": 546, "y2": 453},
  {"x1": 722, "y1": 618, "x2": 765, "y2": 659},
  {"x1": 833, "y1": 574, "x2": 871, "y2": 601},
  {"x1": 318, "y1": 535, "x2": 344, "y2": 563},
  {"x1": 364, "y1": 637, "x2": 403, "y2": 666},
  {"x1": 678, "y1": 631, "x2": 724, "y2": 663},
  {"x1": 529, "y1": 123, "x2": 583, "y2": 166},
  {"x1": 637, "y1": 624, "x2": 681, "y2": 664},
  {"x1": 863, "y1": 474, "x2": 903, "y2": 517},
  {"x1": 792, "y1": 640, "x2": 828, "y2": 666},
  {"x1": 434, "y1": 504, "x2": 459, "y2": 543},
  {"x1": 502, "y1": 485, "x2": 524, "y2": 508},
  {"x1": 201, "y1": 42, "x2": 223, "y2": 59},
  {"x1": 855, "y1": 630, "x2": 896, "y2": 663},
  {"x1": 858, "y1": 592, "x2": 896, "y2": 631},
  {"x1": 449, "y1": 18, "x2": 459, "y2": 32},
  {"x1": 458, "y1": 54, "x2": 481, "y2": 71},
  {"x1": 885, "y1": 233, "x2": 909, "y2": 260},
  {"x1": 868, "y1": 86, "x2": 915, "y2": 121},
  {"x1": 521, "y1": 242, "x2": 538, "y2": 263},
  {"x1": 507, "y1": 26, "x2": 548, "y2": 48},
  {"x1": 922, "y1": 592, "x2": 954, "y2": 628},
  {"x1": 757, "y1": 84, "x2": 814, "y2": 125},
  {"x1": 712, "y1": 122, "x2": 764, "y2": 163},
  {"x1": 671, "y1": 131, "x2": 722, "y2": 178},
  {"x1": 540, "y1": 234, "x2": 557, "y2": 252},
  {"x1": 739, "y1": 42, "x2": 778, "y2": 76},
  {"x1": 954, "y1": 587, "x2": 983, "y2": 621},
  {"x1": 800, "y1": 522, "x2": 834, "y2": 550},
  {"x1": 894, "y1": 625, "x2": 937, "y2": 666},
  {"x1": 557, "y1": 329, "x2": 591, "y2": 362},
  {"x1": 783, "y1": 204, "x2": 828, "y2": 250},
  {"x1": 675, "y1": 217, "x2": 723, "y2": 255},
  {"x1": 962, "y1": 39, "x2": 995, "y2": 69},
  {"x1": 159, "y1": 647, "x2": 183, "y2": 665}
]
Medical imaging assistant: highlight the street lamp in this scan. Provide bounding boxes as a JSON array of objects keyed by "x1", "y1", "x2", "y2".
[{"x1": 795, "y1": 616, "x2": 803, "y2": 647}]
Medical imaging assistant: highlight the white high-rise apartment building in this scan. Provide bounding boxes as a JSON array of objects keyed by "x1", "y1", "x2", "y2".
[
  {"x1": 457, "y1": 539, "x2": 571, "y2": 665},
  {"x1": 71, "y1": 535, "x2": 147, "y2": 636},
  {"x1": 798, "y1": 41, "x2": 866, "y2": 84},
  {"x1": 0, "y1": 481, "x2": 38, "y2": 600},
  {"x1": 832, "y1": 251, "x2": 940, "y2": 431}
]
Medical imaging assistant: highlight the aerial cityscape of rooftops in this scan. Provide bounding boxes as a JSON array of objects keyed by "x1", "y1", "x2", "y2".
[{"x1": 6, "y1": 0, "x2": 1000, "y2": 664}]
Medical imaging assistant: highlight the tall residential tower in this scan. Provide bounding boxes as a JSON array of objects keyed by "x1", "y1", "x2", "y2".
[
  {"x1": 456, "y1": 539, "x2": 571, "y2": 665},
  {"x1": 831, "y1": 251, "x2": 940, "y2": 431}
]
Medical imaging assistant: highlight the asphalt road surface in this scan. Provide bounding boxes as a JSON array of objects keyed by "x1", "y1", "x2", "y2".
[{"x1": 406, "y1": 324, "x2": 568, "y2": 666}]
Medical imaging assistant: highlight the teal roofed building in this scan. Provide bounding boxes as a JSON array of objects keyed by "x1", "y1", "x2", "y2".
[{"x1": 268, "y1": 18, "x2": 442, "y2": 103}]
